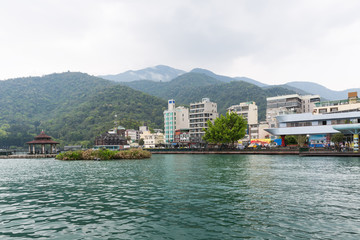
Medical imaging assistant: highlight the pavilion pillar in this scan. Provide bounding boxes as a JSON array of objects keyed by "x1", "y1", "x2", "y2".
[
  {"x1": 32, "y1": 145, "x2": 35, "y2": 154},
  {"x1": 28, "y1": 145, "x2": 31, "y2": 154},
  {"x1": 50, "y1": 144, "x2": 53, "y2": 154},
  {"x1": 281, "y1": 135, "x2": 286, "y2": 147},
  {"x1": 41, "y1": 144, "x2": 45, "y2": 154},
  {"x1": 354, "y1": 133, "x2": 359, "y2": 153}
]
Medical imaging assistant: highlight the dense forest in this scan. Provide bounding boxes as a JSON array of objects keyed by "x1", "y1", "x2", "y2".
[{"x1": 0, "y1": 72, "x2": 166, "y2": 148}]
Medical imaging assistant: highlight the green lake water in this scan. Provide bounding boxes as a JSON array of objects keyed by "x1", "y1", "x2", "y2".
[{"x1": 0, "y1": 154, "x2": 359, "y2": 239}]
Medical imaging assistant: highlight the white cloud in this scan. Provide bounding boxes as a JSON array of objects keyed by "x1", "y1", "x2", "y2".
[{"x1": 0, "y1": 0, "x2": 360, "y2": 90}]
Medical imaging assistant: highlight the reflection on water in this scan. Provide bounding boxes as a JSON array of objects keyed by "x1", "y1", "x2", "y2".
[{"x1": 0, "y1": 155, "x2": 360, "y2": 239}]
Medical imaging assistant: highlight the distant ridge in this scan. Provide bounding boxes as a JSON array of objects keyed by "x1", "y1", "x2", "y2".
[
  {"x1": 99, "y1": 65, "x2": 185, "y2": 82},
  {"x1": 284, "y1": 81, "x2": 360, "y2": 101}
]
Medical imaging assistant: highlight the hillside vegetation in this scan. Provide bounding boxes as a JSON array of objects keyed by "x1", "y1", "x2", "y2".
[
  {"x1": 0, "y1": 72, "x2": 166, "y2": 147},
  {"x1": 121, "y1": 73, "x2": 295, "y2": 120}
]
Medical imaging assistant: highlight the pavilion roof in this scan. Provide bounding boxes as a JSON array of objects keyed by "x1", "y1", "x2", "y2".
[{"x1": 26, "y1": 131, "x2": 59, "y2": 144}]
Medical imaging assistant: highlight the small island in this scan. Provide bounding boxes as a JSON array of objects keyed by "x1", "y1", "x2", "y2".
[{"x1": 56, "y1": 148, "x2": 151, "y2": 160}]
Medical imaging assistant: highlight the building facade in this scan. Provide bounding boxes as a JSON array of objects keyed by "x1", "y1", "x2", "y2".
[
  {"x1": 265, "y1": 111, "x2": 360, "y2": 150},
  {"x1": 125, "y1": 129, "x2": 140, "y2": 143},
  {"x1": 163, "y1": 99, "x2": 189, "y2": 144},
  {"x1": 228, "y1": 101, "x2": 258, "y2": 140},
  {"x1": 189, "y1": 98, "x2": 218, "y2": 143},
  {"x1": 140, "y1": 130, "x2": 165, "y2": 148},
  {"x1": 313, "y1": 92, "x2": 360, "y2": 114},
  {"x1": 173, "y1": 129, "x2": 191, "y2": 146},
  {"x1": 266, "y1": 94, "x2": 320, "y2": 139}
]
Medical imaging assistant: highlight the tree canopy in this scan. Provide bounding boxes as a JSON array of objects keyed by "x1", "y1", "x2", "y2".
[
  {"x1": 203, "y1": 112, "x2": 247, "y2": 145},
  {"x1": 331, "y1": 133, "x2": 344, "y2": 144}
]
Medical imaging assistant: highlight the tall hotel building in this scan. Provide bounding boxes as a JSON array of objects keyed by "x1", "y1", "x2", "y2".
[
  {"x1": 163, "y1": 99, "x2": 189, "y2": 144},
  {"x1": 189, "y1": 98, "x2": 218, "y2": 143}
]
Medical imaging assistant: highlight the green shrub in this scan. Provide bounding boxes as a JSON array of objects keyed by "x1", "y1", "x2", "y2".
[{"x1": 56, "y1": 148, "x2": 151, "y2": 160}]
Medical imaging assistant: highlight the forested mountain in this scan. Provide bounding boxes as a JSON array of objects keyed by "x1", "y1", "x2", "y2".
[
  {"x1": 121, "y1": 74, "x2": 295, "y2": 120},
  {"x1": 0, "y1": 72, "x2": 166, "y2": 147},
  {"x1": 99, "y1": 65, "x2": 185, "y2": 82},
  {"x1": 43, "y1": 85, "x2": 167, "y2": 146}
]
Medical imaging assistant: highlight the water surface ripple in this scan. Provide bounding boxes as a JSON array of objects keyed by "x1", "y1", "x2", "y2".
[{"x1": 0, "y1": 155, "x2": 359, "y2": 239}]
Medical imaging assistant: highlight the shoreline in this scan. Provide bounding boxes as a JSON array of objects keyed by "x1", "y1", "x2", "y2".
[
  {"x1": 0, "y1": 154, "x2": 57, "y2": 159},
  {"x1": 1, "y1": 151, "x2": 360, "y2": 159}
]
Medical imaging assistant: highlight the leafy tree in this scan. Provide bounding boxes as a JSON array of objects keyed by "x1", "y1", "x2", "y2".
[
  {"x1": 203, "y1": 112, "x2": 247, "y2": 146},
  {"x1": 285, "y1": 135, "x2": 298, "y2": 145},
  {"x1": 297, "y1": 135, "x2": 307, "y2": 147},
  {"x1": 138, "y1": 138, "x2": 144, "y2": 146},
  {"x1": 331, "y1": 133, "x2": 344, "y2": 145}
]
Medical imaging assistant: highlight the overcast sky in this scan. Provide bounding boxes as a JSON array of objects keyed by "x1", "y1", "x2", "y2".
[{"x1": 1, "y1": 0, "x2": 360, "y2": 90}]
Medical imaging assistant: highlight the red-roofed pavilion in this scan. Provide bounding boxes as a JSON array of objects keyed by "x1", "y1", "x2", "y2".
[{"x1": 26, "y1": 131, "x2": 59, "y2": 154}]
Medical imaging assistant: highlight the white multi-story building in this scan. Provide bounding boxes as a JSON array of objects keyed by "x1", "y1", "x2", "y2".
[
  {"x1": 163, "y1": 99, "x2": 189, "y2": 144},
  {"x1": 266, "y1": 94, "x2": 320, "y2": 129},
  {"x1": 140, "y1": 130, "x2": 164, "y2": 148},
  {"x1": 228, "y1": 101, "x2": 258, "y2": 140},
  {"x1": 227, "y1": 101, "x2": 258, "y2": 125},
  {"x1": 189, "y1": 98, "x2": 218, "y2": 143},
  {"x1": 125, "y1": 129, "x2": 140, "y2": 143},
  {"x1": 313, "y1": 92, "x2": 360, "y2": 114}
]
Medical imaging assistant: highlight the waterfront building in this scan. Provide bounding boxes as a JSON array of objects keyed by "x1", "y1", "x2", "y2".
[
  {"x1": 313, "y1": 92, "x2": 360, "y2": 114},
  {"x1": 94, "y1": 132, "x2": 127, "y2": 147},
  {"x1": 265, "y1": 111, "x2": 360, "y2": 151},
  {"x1": 266, "y1": 94, "x2": 320, "y2": 128},
  {"x1": 163, "y1": 99, "x2": 189, "y2": 144},
  {"x1": 266, "y1": 94, "x2": 320, "y2": 139},
  {"x1": 227, "y1": 101, "x2": 258, "y2": 140},
  {"x1": 125, "y1": 129, "x2": 140, "y2": 142},
  {"x1": 189, "y1": 98, "x2": 218, "y2": 143},
  {"x1": 140, "y1": 130, "x2": 165, "y2": 148},
  {"x1": 173, "y1": 129, "x2": 191, "y2": 146}
]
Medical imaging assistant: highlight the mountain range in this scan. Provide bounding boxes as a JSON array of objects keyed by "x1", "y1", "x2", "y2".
[
  {"x1": 100, "y1": 65, "x2": 359, "y2": 100},
  {"x1": 99, "y1": 65, "x2": 185, "y2": 82}
]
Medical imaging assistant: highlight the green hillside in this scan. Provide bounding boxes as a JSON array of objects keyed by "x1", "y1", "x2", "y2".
[
  {"x1": 121, "y1": 74, "x2": 295, "y2": 120},
  {"x1": 0, "y1": 72, "x2": 166, "y2": 147},
  {"x1": 43, "y1": 85, "x2": 167, "y2": 146}
]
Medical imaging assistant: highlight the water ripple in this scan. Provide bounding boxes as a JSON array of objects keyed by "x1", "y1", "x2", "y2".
[{"x1": 0, "y1": 155, "x2": 359, "y2": 239}]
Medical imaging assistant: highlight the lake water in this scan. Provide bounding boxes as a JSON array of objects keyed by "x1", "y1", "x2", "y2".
[{"x1": 0, "y1": 154, "x2": 359, "y2": 239}]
